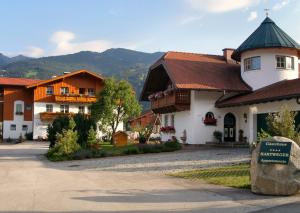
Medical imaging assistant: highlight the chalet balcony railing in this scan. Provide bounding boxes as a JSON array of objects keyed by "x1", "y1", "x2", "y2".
[
  {"x1": 40, "y1": 112, "x2": 91, "y2": 122},
  {"x1": 150, "y1": 90, "x2": 190, "y2": 113},
  {"x1": 54, "y1": 94, "x2": 97, "y2": 103}
]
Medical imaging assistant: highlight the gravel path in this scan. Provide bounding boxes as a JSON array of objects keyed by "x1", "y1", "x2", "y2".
[{"x1": 50, "y1": 147, "x2": 251, "y2": 174}]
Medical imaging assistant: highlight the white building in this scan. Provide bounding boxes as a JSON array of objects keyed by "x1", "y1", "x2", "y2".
[
  {"x1": 141, "y1": 17, "x2": 300, "y2": 144},
  {"x1": 0, "y1": 69, "x2": 123, "y2": 140}
]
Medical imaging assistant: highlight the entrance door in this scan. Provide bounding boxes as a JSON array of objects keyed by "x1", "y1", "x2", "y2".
[{"x1": 224, "y1": 113, "x2": 236, "y2": 142}]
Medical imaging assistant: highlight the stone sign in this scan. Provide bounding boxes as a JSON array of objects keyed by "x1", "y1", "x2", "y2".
[
  {"x1": 251, "y1": 136, "x2": 300, "y2": 195},
  {"x1": 258, "y1": 141, "x2": 291, "y2": 165}
]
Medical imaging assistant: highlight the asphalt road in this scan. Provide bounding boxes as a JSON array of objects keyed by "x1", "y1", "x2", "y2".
[{"x1": 0, "y1": 142, "x2": 298, "y2": 212}]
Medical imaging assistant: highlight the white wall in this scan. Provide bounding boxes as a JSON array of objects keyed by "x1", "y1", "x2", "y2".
[
  {"x1": 33, "y1": 102, "x2": 123, "y2": 140},
  {"x1": 33, "y1": 102, "x2": 93, "y2": 139},
  {"x1": 3, "y1": 100, "x2": 33, "y2": 139},
  {"x1": 160, "y1": 91, "x2": 249, "y2": 144},
  {"x1": 241, "y1": 48, "x2": 299, "y2": 90}
]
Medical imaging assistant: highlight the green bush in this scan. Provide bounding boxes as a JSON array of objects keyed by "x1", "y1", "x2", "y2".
[
  {"x1": 72, "y1": 149, "x2": 93, "y2": 160},
  {"x1": 163, "y1": 141, "x2": 182, "y2": 152},
  {"x1": 87, "y1": 126, "x2": 98, "y2": 148},
  {"x1": 73, "y1": 113, "x2": 96, "y2": 147},
  {"x1": 122, "y1": 146, "x2": 140, "y2": 155},
  {"x1": 213, "y1": 130, "x2": 223, "y2": 142},
  {"x1": 138, "y1": 144, "x2": 164, "y2": 153},
  {"x1": 47, "y1": 115, "x2": 70, "y2": 148},
  {"x1": 47, "y1": 118, "x2": 80, "y2": 160},
  {"x1": 260, "y1": 105, "x2": 300, "y2": 144},
  {"x1": 25, "y1": 132, "x2": 33, "y2": 140}
]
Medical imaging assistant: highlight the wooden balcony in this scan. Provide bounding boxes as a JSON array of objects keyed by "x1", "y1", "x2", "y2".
[
  {"x1": 54, "y1": 94, "x2": 97, "y2": 103},
  {"x1": 39, "y1": 112, "x2": 73, "y2": 122},
  {"x1": 150, "y1": 90, "x2": 190, "y2": 114},
  {"x1": 40, "y1": 112, "x2": 91, "y2": 122}
]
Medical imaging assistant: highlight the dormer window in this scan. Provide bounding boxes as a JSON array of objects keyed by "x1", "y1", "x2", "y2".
[
  {"x1": 276, "y1": 55, "x2": 294, "y2": 69},
  {"x1": 244, "y1": 56, "x2": 261, "y2": 71}
]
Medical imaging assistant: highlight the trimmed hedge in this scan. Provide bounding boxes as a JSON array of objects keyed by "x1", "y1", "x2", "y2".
[{"x1": 47, "y1": 141, "x2": 182, "y2": 162}]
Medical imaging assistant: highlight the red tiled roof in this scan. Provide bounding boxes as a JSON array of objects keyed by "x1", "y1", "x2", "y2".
[
  {"x1": 216, "y1": 78, "x2": 300, "y2": 107},
  {"x1": 141, "y1": 51, "x2": 251, "y2": 101},
  {"x1": 0, "y1": 77, "x2": 41, "y2": 86}
]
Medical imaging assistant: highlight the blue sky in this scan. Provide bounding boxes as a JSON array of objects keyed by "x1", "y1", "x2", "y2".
[{"x1": 0, "y1": 0, "x2": 299, "y2": 57}]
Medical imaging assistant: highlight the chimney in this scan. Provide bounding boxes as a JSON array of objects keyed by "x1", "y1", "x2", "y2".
[{"x1": 222, "y1": 48, "x2": 235, "y2": 63}]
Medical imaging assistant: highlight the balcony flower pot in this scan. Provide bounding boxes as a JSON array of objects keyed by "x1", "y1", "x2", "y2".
[
  {"x1": 204, "y1": 118, "x2": 217, "y2": 126},
  {"x1": 160, "y1": 126, "x2": 176, "y2": 134}
]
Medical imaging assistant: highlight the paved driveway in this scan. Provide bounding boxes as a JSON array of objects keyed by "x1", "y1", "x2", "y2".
[{"x1": 0, "y1": 142, "x2": 299, "y2": 212}]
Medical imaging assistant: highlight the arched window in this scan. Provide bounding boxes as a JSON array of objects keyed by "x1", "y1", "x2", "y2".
[
  {"x1": 204, "y1": 112, "x2": 217, "y2": 125},
  {"x1": 205, "y1": 112, "x2": 215, "y2": 119}
]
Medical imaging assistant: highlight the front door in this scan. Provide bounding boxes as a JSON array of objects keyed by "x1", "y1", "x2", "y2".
[{"x1": 224, "y1": 113, "x2": 236, "y2": 142}]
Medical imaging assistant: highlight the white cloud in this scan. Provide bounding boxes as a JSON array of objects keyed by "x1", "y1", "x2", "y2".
[
  {"x1": 247, "y1": 11, "x2": 258, "y2": 21},
  {"x1": 180, "y1": 15, "x2": 203, "y2": 25},
  {"x1": 22, "y1": 46, "x2": 44, "y2": 57},
  {"x1": 50, "y1": 31, "x2": 113, "y2": 55},
  {"x1": 273, "y1": 0, "x2": 290, "y2": 11},
  {"x1": 185, "y1": 0, "x2": 260, "y2": 13}
]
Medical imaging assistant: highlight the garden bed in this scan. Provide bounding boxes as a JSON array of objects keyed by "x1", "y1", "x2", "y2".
[
  {"x1": 47, "y1": 141, "x2": 182, "y2": 162},
  {"x1": 168, "y1": 163, "x2": 250, "y2": 189}
]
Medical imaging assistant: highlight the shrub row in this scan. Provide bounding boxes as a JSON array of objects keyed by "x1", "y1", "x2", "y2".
[{"x1": 47, "y1": 141, "x2": 182, "y2": 162}]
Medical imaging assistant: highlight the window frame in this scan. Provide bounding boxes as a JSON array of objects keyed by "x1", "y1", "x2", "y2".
[
  {"x1": 78, "y1": 106, "x2": 85, "y2": 114},
  {"x1": 46, "y1": 104, "x2": 53, "y2": 113},
  {"x1": 16, "y1": 104, "x2": 23, "y2": 113},
  {"x1": 87, "y1": 88, "x2": 95, "y2": 96},
  {"x1": 164, "y1": 114, "x2": 169, "y2": 127},
  {"x1": 276, "y1": 55, "x2": 294, "y2": 70},
  {"x1": 60, "y1": 104, "x2": 69, "y2": 113},
  {"x1": 10, "y1": 124, "x2": 16, "y2": 131},
  {"x1": 46, "y1": 86, "x2": 54, "y2": 95},
  {"x1": 244, "y1": 56, "x2": 261, "y2": 71},
  {"x1": 87, "y1": 106, "x2": 92, "y2": 114},
  {"x1": 22, "y1": 125, "x2": 28, "y2": 131},
  {"x1": 79, "y1": 88, "x2": 86, "y2": 95},
  {"x1": 170, "y1": 114, "x2": 175, "y2": 127},
  {"x1": 60, "y1": 87, "x2": 69, "y2": 95}
]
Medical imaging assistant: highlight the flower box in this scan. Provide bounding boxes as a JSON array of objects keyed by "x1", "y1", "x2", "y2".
[
  {"x1": 160, "y1": 126, "x2": 176, "y2": 133},
  {"x1": 204, "y1": 117, "x2": 217, "y2": 126}
]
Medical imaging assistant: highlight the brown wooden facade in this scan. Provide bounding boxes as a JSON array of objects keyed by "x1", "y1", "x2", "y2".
[
  {"x1": 3, "y1": 86, "x2": 34, "y2": 121},
  {"x1": 150, "y1": 90, "x2": 190, "y2": 114}
]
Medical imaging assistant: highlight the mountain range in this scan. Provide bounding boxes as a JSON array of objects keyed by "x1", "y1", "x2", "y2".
[{"x1": 0, "y1": 48, "x2": 165, "y2": 109}]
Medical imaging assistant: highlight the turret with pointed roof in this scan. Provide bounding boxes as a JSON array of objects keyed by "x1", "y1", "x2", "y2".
[{"x1": 232, "y1": 17, "x2": 300, "y2": 61}]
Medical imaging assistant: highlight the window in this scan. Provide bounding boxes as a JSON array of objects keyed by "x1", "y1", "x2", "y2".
[
  {"x1": 244, "y1": 56, "x2": 261, "y2": 71},
  {"x1": 60, "y1": 105, "x2": 69, "y2": 113},
  {"x1": 87, "y1": 106, "x2": 92, "y2": 114},
  {"x1": 22, "y1": 125, "x2": 28, "y2": 131},
  {"x1": 170, "y1": 114, "x2": 175, "y2": 127},
  {"x1": 46, "y1": 104, "x2": 53, "y2": 112},
  {"x1": 79, "y1": 88, "x2": 86, "y2": 95},
  {"x1": 87, "y1": 88, "x2": 95, "y2": 96},
  {"x1": 46, "y1": 86, "x2": 54, "y2": 95},
  {"x1": 16, "y1": 104, "x2": 23, "y2": 114},
  {"x1": 164, "y1": 114, "x2": 169, "y2": 127},
  {"x1": 10, "y1": 124, "x2": 16, "y2": 131},
  {"x1": 276, "y1": 55, "x2": 294, "y2": 69},
  {"x1": 60, "y1": 87, "x2": 69, "y2": 95},
  {"x1": 78, "y1": 106, "x2": 85, "y2": 114}
]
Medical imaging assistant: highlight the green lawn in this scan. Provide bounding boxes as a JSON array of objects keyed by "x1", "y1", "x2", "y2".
[{"x1": 168, "y1": 164, "x2": 251, "y2": 189}]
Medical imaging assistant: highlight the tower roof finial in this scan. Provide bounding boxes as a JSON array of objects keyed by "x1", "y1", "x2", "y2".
[{"x1": 264, "y1": 8, "x2": 270, "y2": 17}]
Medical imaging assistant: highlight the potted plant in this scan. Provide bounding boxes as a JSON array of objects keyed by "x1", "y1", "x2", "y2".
[
  {"x1": 204, "y1": 117, "x2": 217, "y2": 125},
  {"x1": 213, "y1": 130, "x2": 223, "y2": 142}
]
